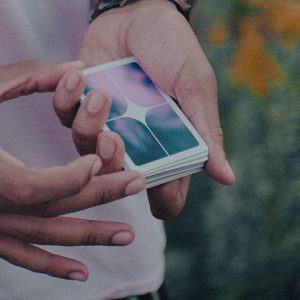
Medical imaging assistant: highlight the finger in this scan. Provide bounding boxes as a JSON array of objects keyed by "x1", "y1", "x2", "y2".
[
  {"x1": 0, "y1": 215, "x2": 135, "y2": 246},
  {"x1": 53, "y1": 70, "x2": 86, "y2": 128},
  {"x1": 0, "y1": 60, "x2": 84, "y2": 102},
  {"x1": 147, "y1": 176, "x2": 191, "y2": 220},
  {"x1": 175, "y1": 63, "x2": 235, "y2": 185},
  {"x1": 0, "y1": 236, "x2": 89, "y2": 281},
  {"x1": 96, "y1": 131, "x2": 125, "y2": 174},
  {"x1": 172, "y1": 56, "x2": 235, "y2": 185},
  {"x1": 0, "y1": 148, "x2": 102, "y2": 205},
  {"x1": 72, "y1": 90, "x2": 112, "y2": 155},
  {"x1": 127, "y1": 11, "x2": 235, "y2": 185},
  {"x1": 20, "y1": 170, "x2": 145, "y2": 217}
]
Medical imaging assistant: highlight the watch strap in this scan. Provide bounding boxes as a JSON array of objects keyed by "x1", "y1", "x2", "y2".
[
  {"x1": 168, "y1": 0, "x2": 191, "y2": 20},
  {"x1": 90, "y1": 0, "x2": 192, "y2": 22},
  {"x1": 90, "y1": 0, "x2": 130, "y2": 21}
]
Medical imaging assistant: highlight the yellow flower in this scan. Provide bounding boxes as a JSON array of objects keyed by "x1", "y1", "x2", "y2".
[
  {"x1": 231, "y1": 18, "x2": 283, "y2": 97},
  {"x1": 206, "y1": 0, "x2": 299, "y2": 96},
  {"x1": 208, "y1": 24, "x2": 230, "y2": 45}
]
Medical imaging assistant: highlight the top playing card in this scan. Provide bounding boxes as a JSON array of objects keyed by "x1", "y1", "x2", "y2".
[{"x1": 82, "y1": 58, "x2": 208, "y2": 172}]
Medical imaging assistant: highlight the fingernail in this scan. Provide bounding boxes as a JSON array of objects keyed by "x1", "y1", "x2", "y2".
[
  {"x1": 111, "y1": 231, "x2": 134, "y2": 245},
  {"x1": 225, "y1": 160, "x2": 236, "y2": 182},
  {"x1": 65, "y1": 72, "x2": 81, "y2": 91},
  {"x1": 99, "y1": 136, "x2": 115, "y2": 160},
  {"x1": 68, "y1": 272, "x2": 87, "y2": 281},
  {"x1": 87, "y1": 92, "x2": 105, "y2": 114},
  {"x1": 125, "y1": 177, "x2": 145, "y2": 196},
  {"x1": 91, "y1": 159, "x2": 102, "y2": 176}
]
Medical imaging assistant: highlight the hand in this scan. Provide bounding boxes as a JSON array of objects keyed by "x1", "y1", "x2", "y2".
[
  {"x1": 0, "y1": 61, "x2": 145, "y2": 280},
  {"x1": 54, "y1": 0, "x2": 235, "y2": 220}
]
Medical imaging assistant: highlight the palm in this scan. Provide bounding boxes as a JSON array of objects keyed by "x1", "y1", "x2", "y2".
[{"x1": 79, "y1": 2, "x2": 201, "y2": 96}]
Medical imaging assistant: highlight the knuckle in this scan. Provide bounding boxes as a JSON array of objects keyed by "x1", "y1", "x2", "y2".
[
  {"x1": 87, "y1": 178, "x2": 117, "y2": 206},
  {"x1": 53, "y1": 94, "x2": 79, "y2": 118},
  {"x1": 44, "y1": 257, "x2": 56, "y2": 276},
  {"x1": 152, "y1": 201, "x2": 183, "y2": 220},
  {"x1": 24, "y1": 222, "x2": 48, "y2": 244},
  {"x1": 149, "y1": 185, "x2": 185, "y2": 220},
  {"x1": 176, "y1": 64, "x2": 217, "y2": 102},
  {"x1": 21, "y1": 78, "x2": 38, "y2": 96},
  {"x1": 214, "y1": 124, "x2": 224, "y2": 139},
  {"x1": 31, "y1": 203, "x2": 51, "y2": 217},
  {"x1": 18, "y1": 61, "x2": 49, "y2": 95},
  {"x1": 96, "y1": 183, "x2": 116, "y2": 205},
  {"x1": 82, "y1": 221, "x2": 99, "y2": 245},
  {"x1": 59, "y1": 117, "x2": 73, "y2": 128},
  {"x1": 53, "y1": 95, "x2": 70, "y2": 112},
  {"x1": 72, "y1": 128, "x2": 97, "y2": 155},
  {"x1": 72, "y1": 123, "x2": 94, "y2": 139},
  {"x1": 91, "y1": 185, "x2": 108, "y2": 206},
  {"x1": 54, "y1": 102, "x2": 79, "y2": 129},
  {"x1": 43, "y1": 253, "x2": 64, "y2": 278}
]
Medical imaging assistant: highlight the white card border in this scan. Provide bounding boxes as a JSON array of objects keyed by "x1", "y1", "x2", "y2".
[{"x1": 82, "y1": 57, "x2": 208, "y2": 173}]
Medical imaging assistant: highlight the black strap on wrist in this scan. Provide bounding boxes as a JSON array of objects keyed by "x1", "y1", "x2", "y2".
[
  {"x1": 90, "y1": 0, "x2": 191, "y2": 22},
  {"x1": 90, "y1": 0, "x2": 128, "y2": 21},
  {"x1": 167, "y1": 0, "x2": 191, "y2": 20}
]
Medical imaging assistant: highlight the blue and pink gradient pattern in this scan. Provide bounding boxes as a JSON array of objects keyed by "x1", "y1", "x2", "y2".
[{"x1": 84, "y1": 62, "x2": 199, "y2": 166}]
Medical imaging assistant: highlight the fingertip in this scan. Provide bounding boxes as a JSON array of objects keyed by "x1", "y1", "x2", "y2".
[
  {"x1": 205, "y1": 158, "x2": 236, "y2": 185},
  {"x1": 67, "y1": 263, "x2": 89, "y2": 281},
  {"x1": 124, "y1": 172, "x2": 146, "y2": 196},
  {"x1": 67, "y1": 272, "x2": 88, "y2": 281},
  {"x1": 98, "y1": 131, "x2": 125, "y2": 155},
  {"x1": 65, "y1": 71, "x2": 83, "y2": 92},
  {"x1": 73, "y1": 154, "x2": 103, "y2": 177},
  {"x1": 111, "y1": 230, "x2": 135, "y2": 246},
  {"x1": 91, "y1": 158, "x2": 103, "y2": 177},
  {"x1": 54, "y1": 70, "x2": 85, "y2": 128},
  {"x1": 98, "y1": 134, "x2": 116, "y2": 161},
  {"x1": 96, "y1": 131, "x2": 125, "y2": 173},
  {"x1": 125, "y1": 178, "x2": 145, "y2": 196},
  {"x1": 224, "y1": 160, "x2": 236, "y2": 184}
]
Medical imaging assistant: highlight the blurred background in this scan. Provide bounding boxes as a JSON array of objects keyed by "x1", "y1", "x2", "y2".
[{"x1": 164, "y1": 0, "x2": 300, "y2": 299}]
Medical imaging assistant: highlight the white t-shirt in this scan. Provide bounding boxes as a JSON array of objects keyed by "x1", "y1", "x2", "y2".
[{"x1": 0, "y1": 1, "x2": 166, "y2": 299}]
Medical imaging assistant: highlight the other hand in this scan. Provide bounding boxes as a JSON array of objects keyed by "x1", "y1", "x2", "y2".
[{"x1": 0, "y1": 60, "x2": 145, "y2": 280}]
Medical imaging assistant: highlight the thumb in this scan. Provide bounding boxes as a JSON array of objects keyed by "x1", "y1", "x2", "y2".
[
  {"x1": 173, "y1": 57, "x2": 236, "y2": 185},
  {"x1": 0, "y1": 60, "x2": 84, "y2": 102},
  {"x1": 0, "y1": 147, "x2": 102, "y2": 205}
]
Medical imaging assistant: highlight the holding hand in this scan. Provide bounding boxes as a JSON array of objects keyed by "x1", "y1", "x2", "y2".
[
  {"x1": 0, "y1": 61, "x2": 145, "y2": 280},
  {"x1": 54, "y1": 0, "x2": 235, "y2": 220}
]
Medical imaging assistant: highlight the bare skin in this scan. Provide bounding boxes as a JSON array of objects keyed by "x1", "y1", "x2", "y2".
[
  {"x1": 54, "y1": 0, "x2": 235, "y2": 220},
  {"x1": 0, "y1": 61, "x2": 145, "y2": 280}
]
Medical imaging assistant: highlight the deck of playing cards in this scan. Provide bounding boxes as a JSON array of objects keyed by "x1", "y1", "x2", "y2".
[{"x1": 81, "y1": 58, "x2": 208, "y2": 188}]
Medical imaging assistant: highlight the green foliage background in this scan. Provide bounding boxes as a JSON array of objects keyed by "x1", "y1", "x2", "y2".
[{"x1": 164, "y1": 1, "x2": 300, "y2": 299}]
